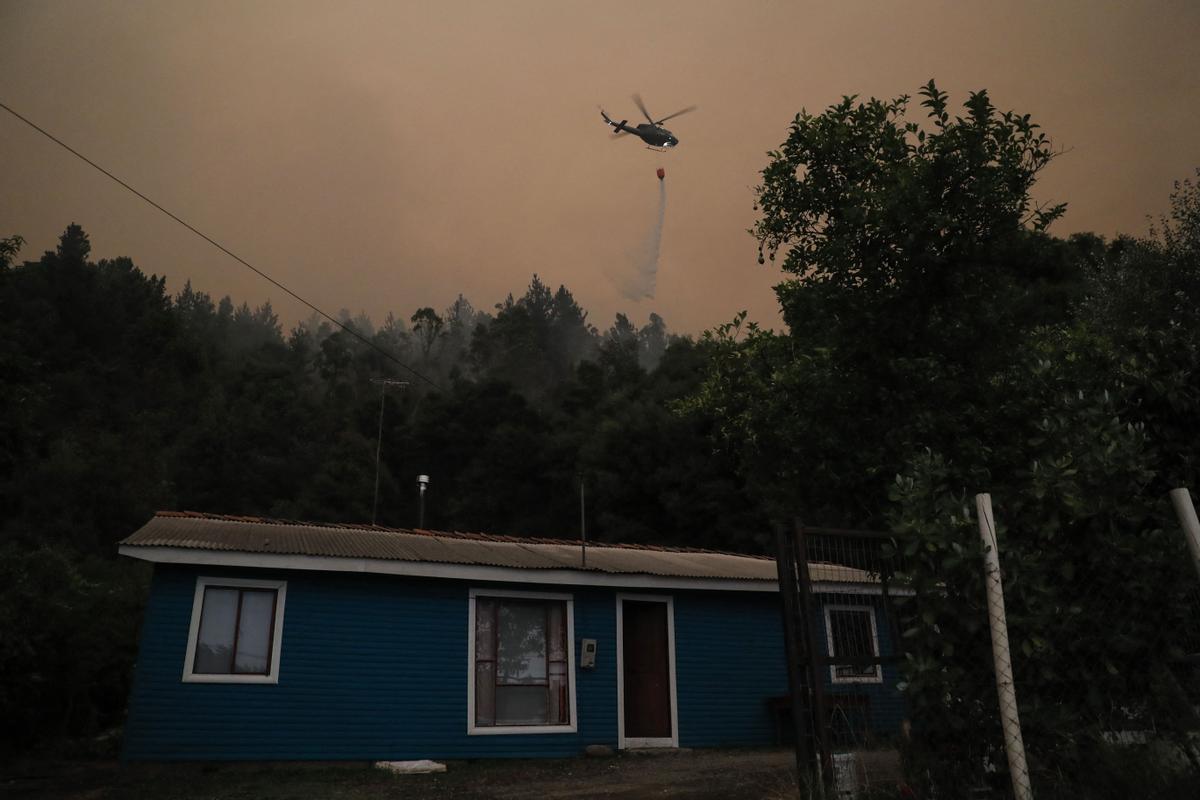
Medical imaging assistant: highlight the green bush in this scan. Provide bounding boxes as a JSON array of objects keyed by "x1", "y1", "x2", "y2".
[{"x1": 0, "y1": 543, "x2": 149, "y2": 753}]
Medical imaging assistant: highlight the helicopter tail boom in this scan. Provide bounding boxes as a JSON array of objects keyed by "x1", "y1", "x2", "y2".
[{"x1": 600, "y1": 107, "x2": 631, "y2": 135}]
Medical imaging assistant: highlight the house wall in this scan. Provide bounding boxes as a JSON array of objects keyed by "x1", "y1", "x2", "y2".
[
  {"x1": 674, "y1": 591, "x2": 788, "y2": 747},
  {"x1": 123, "y1": 564, "x2": 797, "y2": 760},
  {"x1": 813, "y1": 593, "x2": 908, "y2": 740},
  {"x1": 124, "y1": 565, "x2": 907, "y2": 760}
]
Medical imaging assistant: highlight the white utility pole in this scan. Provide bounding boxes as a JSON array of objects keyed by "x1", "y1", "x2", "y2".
[
  {"x1": 976, "y1": 493, "x2": 1034, "y2": 800},
  {"x1": 1170, "y1": 488, "x2": 1200, "y2": 583}
]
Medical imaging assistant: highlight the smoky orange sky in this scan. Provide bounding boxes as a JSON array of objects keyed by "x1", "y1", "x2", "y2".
[{"x1": 2, "y1": 1, "x2": 1198, "y2": 335}]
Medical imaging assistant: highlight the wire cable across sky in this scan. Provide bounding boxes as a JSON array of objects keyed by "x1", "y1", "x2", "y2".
[{"x1": 0, "y1": 99, "x2": 443, "y2": 391}]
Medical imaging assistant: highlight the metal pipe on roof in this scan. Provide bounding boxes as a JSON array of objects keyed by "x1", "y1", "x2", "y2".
[{"x1": 417, "y1": 474, "x2": 430, "y2": 528}]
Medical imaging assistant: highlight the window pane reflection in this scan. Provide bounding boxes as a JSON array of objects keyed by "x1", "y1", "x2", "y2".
[
  {"x1": 497, "y1": 602, "x2": 547, "y2": 685},
  {"x1": 192, "y1": 585, "x2": 277, "y2": 676},
  {"x1": 496, "y1": 686, "x2": 550, "y2": 725},
  {"x1": 233, "y1": 590, "x2": 275, "y2": 674},
  {"x1": 194, "y1": 588, "x2": 239, "y2": 673}
]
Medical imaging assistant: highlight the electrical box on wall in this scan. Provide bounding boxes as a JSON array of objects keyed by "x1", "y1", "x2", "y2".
[{"x1": 580, "y1": 638, "x2": 597, "y2": 669}]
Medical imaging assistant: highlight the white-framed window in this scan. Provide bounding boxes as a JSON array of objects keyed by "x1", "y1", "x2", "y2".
[
  {"x1": 823, "y1": 603, "x2": 883, "y2": 685},
  {"x1": 467, "y1": 588, "x2": 577, "y2": 735},
  {"x1": 182, "y1": 576, "x2": 287, "y2": 684}
]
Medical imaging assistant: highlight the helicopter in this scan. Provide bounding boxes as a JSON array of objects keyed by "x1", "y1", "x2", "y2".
[{"x1": 600, "y1": 94, "x2": 697, "y2": 150}]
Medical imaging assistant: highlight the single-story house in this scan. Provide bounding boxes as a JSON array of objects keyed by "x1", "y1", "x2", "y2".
[{"x1": 119, "y1": 511, "x2": 905, "y2": 760}]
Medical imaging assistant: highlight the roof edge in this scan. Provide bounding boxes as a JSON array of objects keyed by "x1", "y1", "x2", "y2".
[
  {"x1": 119, "y1": 545, "x2": 781, "y2": 593},
  {"x1": 134, "y1": 510, "x2": 775, "y2": 561}
]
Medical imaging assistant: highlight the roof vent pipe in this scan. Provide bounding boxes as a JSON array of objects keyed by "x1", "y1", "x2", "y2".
[{"x1": 417, "y1": 474, "x2": 430, "y2": 529}]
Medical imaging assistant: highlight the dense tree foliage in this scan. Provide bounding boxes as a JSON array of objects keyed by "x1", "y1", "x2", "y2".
[
  {"x1": 693, "y1": 78, "x2": 1200, "y2": 792},
  {"x1": 0, "y1": 229, "x2": 764, "y2": 751},
  {"x1": 693, "y1": 82, "x2": 1085, "y2": 524},
  {"x1": 889, "y1": 175, "x2": 1200, "y2": 795}
]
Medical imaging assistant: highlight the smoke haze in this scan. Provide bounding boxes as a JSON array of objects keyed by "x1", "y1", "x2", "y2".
[
  {"x1": 1, "y1": 1, "x2": 1197, "y2": 333},
  {"x1": 612, "y1": 178, "x2": 666, "y2": 301}
]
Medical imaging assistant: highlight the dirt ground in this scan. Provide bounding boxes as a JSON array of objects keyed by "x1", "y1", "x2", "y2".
[{"x1": 3, "y1": 748, "x2": 817, "y2": 800}]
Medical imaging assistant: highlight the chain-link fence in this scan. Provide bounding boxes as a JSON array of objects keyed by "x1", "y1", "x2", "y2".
[
  {"x1": 776, "y1": 491, "x2": 1200, "y2": 799},
  {"x1": 775, "y1": 523, "x2": 913, "y2": 798}
]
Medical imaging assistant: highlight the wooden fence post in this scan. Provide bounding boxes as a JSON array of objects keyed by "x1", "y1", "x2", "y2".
[
  {"x1": 1169, "y1": 488, "x2": 1200, "y2": 584},
  {"x1": 976, "y1": 493, "x2": 1034, "y2": 800}
]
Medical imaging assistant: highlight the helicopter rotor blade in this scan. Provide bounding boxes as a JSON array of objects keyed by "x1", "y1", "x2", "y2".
[
  {"x1": 632, "y1": 93, "x2": 655, "y2": 124},
  {"x1": 654, "y1": 105, "x2": 698, "y2": 125}
]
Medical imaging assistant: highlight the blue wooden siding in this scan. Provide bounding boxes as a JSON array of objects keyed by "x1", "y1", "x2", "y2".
[
  {"x1": 674, "y1": 591, "x2": 788, "y2": 747},
  {"x1": 123, "y1": 565, "x2": 904, "y2": 760},
  {"x1": 125, "y1": 565, "x2": 617, "y2": 760}
]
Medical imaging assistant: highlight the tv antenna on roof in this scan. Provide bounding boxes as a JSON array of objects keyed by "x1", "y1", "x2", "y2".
[{"x1": 370, "y1": 378, "x2": 409, "y2": 525}]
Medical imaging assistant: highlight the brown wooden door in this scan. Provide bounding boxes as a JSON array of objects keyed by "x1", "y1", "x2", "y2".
[{"x1": 622, "y1": 600, "x2": 672, "y2": 740}]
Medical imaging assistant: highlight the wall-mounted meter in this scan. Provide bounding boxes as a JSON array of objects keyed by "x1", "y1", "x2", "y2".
[{"x1": 580, "y1": 638, "x2": 597, "y2": 669}]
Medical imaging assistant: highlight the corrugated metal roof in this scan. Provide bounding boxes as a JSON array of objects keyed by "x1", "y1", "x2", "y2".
[{"x1": 120, "y1": 511, "x2": 880, "y2": 584}]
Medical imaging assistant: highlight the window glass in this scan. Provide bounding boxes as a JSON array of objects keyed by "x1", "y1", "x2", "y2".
[
  {"x1": 474, "y1": 596, "x2": 569, "y2": 728},
  {"x1": 194, "y1": 588, "x2": 239, "y2": 673},
  {"x1": 234, "y1": 590, "x2": 276, "y2": 674},
  {"x1": 497, "y1": 601, "x2": 547, "y2": 685},
  {"x1": 828, "y1": 607, "x2": 879, "y2": 680},
  {"x1": 496, "y1": 685, "x2": 550, "y2": 725},
  {"x1": 192, "y1": 585, "x2": 277, "y2": 676}
]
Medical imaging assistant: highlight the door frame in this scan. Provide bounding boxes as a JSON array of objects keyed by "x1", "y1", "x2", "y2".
[{"x1": 615, "y1": 593, "x2": 679, "y2": 749}]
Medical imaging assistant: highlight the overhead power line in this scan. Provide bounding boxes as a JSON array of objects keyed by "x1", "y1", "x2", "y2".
[{"x1": 0, "y1": 100, "x2": 442, "y2": 391}]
